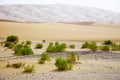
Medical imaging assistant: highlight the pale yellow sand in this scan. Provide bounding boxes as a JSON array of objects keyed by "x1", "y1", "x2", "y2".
[{"x1": 0, "y1": 21, "x2": 120, "y2": 41}]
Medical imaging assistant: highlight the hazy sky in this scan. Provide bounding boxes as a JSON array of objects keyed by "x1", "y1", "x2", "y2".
[{"x1": 0, "y1": 0, "x2": 120, "y2": 13}]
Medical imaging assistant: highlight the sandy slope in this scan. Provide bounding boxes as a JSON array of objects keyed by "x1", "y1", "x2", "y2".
[{"x1": 0, "y1": 21, "x2": 120, "y2": 41}]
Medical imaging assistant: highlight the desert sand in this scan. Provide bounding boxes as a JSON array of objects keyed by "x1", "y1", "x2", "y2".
[
  {"x1": 0, "y1": 21, "x2": 120, "y2": 80},
  {"x1": 0, "y1": 21, "x2": 120, "y2": 41}
]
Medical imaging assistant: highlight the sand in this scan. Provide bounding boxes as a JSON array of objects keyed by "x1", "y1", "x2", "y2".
[{"x1": 0, "y1": 21, "x2": 120, "y2": 41}]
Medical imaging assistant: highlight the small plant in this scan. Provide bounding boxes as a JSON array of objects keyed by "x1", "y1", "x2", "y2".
[
  {"x1": 88, "y1": 42, "x2": 98, "y2": 52},
  {"x1": 6, "y1": 61, "x2": 11, "y2": 67},
  {"x1": 46, "y1": 42, "x2": 66, "y2": 53},
  {"x1": 76, "y1": 54, "x2": 80, "y2": 61},
  {"x1": 100, "y1": 45, "x2": 110, "y2": 51},
  {"x1": 14, "y1": 43, "x2": 34, "y2": 56},
  {"x1": 4, "y1": 42, "x2": 15, "y2": 48},
  {"x1": 43, "y1": 40, "x2": 46, "y2": 43},
  {"x1": 39, "y1": 52, "x2": 50, "y2": 64},
  {"x1": 35, "y1": 43, "x2": 43, "y2": 49},
  {"x1": 81, "y1": 41, "x2": 89, "y2": 48},
  {"x1": 55, "y1": 57, "x2": 73, "y2": 70},
  {"x1": 24, "y1": 65, "x2": 35, "y2": 73},
  {"x1": 69, "y1": 44, "x2": 75, "y2": 49},
  {"x1": 26, "y1": 40, "x2": 32, "y2": 45},
  {"x1": 111, "y1": 43, "x2": 118, "y2": 51},
  {"x1": 6, "y1": 35, "x2": 19, "y2": 44},
  {"x1": 12, "y1": 62, "x2": 25, "y2": 68},
  {"x1": 67, "y1": 52, "x2": 76, "y2": 64},
  {"x1": 103, "y1": 40, "x2": 113, "y2": 45}
]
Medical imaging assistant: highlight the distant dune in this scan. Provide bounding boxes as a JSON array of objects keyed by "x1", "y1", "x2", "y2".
[
  {"x1": 0, "y1": 4, "x2": 120, "y2": 23},
  {"x1": 0, "y1": 21, "x2": 120, "y2": 41}
]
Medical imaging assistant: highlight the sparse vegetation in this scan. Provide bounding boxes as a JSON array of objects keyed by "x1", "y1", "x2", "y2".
[
  {"x1": 88, "y1": 42, "x2": 98, "y2": 52},
  {"x1": 43, "y1": 40, "x2": 46, "y2": 43},
  {"x1": 35, "y1": 43, "x2": 43, "y2": 49},
  {"x1": 24, "y1": 65, "x2": 35, "y2": 73},
  {"x1": 14, "y1": 43, "x2": 34, "y2": 56},
  {"x1": 39, "y1": 52, "x2": 50, "y2": 64},
  {"x1": 6, "y1": 35, "x2": 19, "y2": 44},
  {"x1": 46, "y1": 42, "x2": 66, "y2": 53},
  {"x1": 69, "y1": 44, "x2": 75, "y2": 49},
  {"x1": 12, "y1": 62, "x2": 25, "y2": 68},
  {"x1": 103, "y1": 40, "x2": 113, "y2": 45},
  {"x1": 4, "y1": 42, "x2": 15, "y2": 48},
  {"x1": 81, "y1": 41, "x2": 89, "y2": 48},
  {"x1": 26, "y1": 40, "x2": 32, "y2": 45},
  {"x1": 55, "y1": 57, "x2": 73, "y2": 70},
  {"x1": 6, "y1": 61, "x2": 11, "y2": 67},
  {"x1": 67, "y1": 52, "x2": 76, "y2": 64},
  {"x1": 100, "y1": 45, "x2": 110, "y2": 51}
]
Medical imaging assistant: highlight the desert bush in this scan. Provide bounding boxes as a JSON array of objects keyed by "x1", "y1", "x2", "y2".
[
  {"x1": 4, "y1": 42, "x2": 15, "y2": 48},
  {"x1": 88, "y1": 42, "x2": 98, "y2": 52},
  {"x1": 67, "y1": 52, "x2": 76, "y2": 64},
  {"x1": 49, "y1": 42, "x2": 53, "y2": 46},
  {"x1": 26, "y1": 40, "x2": 32, "y2": 45},
  {"x1": 14, "y1": 44, "x2": 34, "y2": 56},
  {"x1": 46, "y1": 42, "x2": 66, "y2": 53},
  {"x1": 6, "y1": 61, "x2": 11, "y2": 67},
  {"x1": 12, "y1": 62, "x2": 25, "y2": 68},
  {"x1": 55, "y1": 42, "x2": 59, "y2": 46},
  {"x1": 35, "y1": 43, "x2": 43, "y2": 49},
  {"x1": 103, "y1": 40, "x2": 113, "y2": 45},
  {"x1": 111, "y1": 43, "x2": 118, "y2": 51},
  {"x1": 39, "y1": 52, "x2": 50, "y2": 64},
  {"x1": 6, "y1": 35, "x2": 19, "y2": 44},
  {"x1": 76, "y1": 54, "x2": 80, "y2": 61},
  {"x1": 55, "y1": 57, "x2": 73, "y2": 70},
  {"x1": 24, "y1": 65, "x2": 35, "y2": 73},
  {"x1": 81, "y1": 41, "x2": 89, "y2": 48},
  {"x1": 69, "y1": 44, "x2": 75, "y2": 49},
  {"x1": 0, "y1": 41, "x2": 4, "y2": 46},
  {"x1": 43, "y1": 40, "x2": 46, "y2": 43},
  {"x1": 100, "y1": 45, "x2": 110, "y2": 51}
]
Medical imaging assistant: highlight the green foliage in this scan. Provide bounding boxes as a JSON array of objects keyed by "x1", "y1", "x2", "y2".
[
  {"x1": 6, "y1": 35, "x2": 19, "y2": 44},
  {"x1": 4, "y1": 42, "x2": 15, "y2": 48},
  {"x1": 43, "y1": 40, "x2": 46, "y2": 43},
  {"x1": 6, "y1": 61, "x2": 10, "y2": 67},
  {"x1": 35, "y1": 43, "x2": 43, "y2": 49},
  {"x1": 26, "y1": 40, "x2": 32, "y2": 45},
  {"x1": 100, "y1": 45, "x2": 110, "y2": 51},
  {"x1": 69, "y1": 44, "x2": 75, "y2": 49},
  {"x1": 39, "y1": 52, "x2": 50, "y2": 64},
  {"x1": 14, "y1": 43, "x2": 34, "y2": 56},
  {"x1": 24, "y1": 65, "x2": 35, "y2": 73},
  {"x1": 88, "y1": 42, "x2": 98, "y2": 52},
  {"x1": 81, "y1": 41, "x2": 89, "y2": 48},
  {"x1": 46, "y1": 42, "x2": 66, "y2": 53},
  {"x1": 55, "y1": 57, "x2": 73, "y2": 70},
  {"x1": 12, "y1": 62, "x2": 25, "y2": 68},
  {"x1": 103, "y1": 40, "x2": 113, "y2": 45},
  {"x1": 67, "y1": 52, "x2": 76, "y2": 64}
]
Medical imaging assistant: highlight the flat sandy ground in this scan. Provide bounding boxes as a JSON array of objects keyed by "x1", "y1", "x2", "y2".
[
  {"x1": 0, "y1": 21, "x2": 120, "y2": 80},
  {"x1": 0, "y1": 21, "x2": 120, "y2": 41},
  {"x1": 0, "y1": 41, "x2": 120, "y2": 80}
]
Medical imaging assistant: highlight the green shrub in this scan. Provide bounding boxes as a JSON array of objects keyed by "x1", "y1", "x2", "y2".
[
  {"x1": 49, "y1": 42, "x2": 53, "y2": 46},
  {"x1": 111, "y1": 43, "x2": 118, "y2": 51},
  {"x1": 103, "y1": 40, "x2": 113, "y2": 45},
  {"x1": 14, "y1": 44, "x2": 34, "y2": 56},
  {"x1": 4, "y1": 42, "x2": 15, "y2": 48},
  {"x1": 100, "y1": 45, "x2": 110, "y2": 51},
  {"x1": 24, "y1": 65, "x2": 35, "y2": 73},
  {"x1": 35, "y1": 43, "x2": 43, "y2": 49},
  {"x1": 39, "y1": 52, "x2": 50, "y2": 64},
  {"x1": 26, "y1": 40, "x2": 32, "y2": 45},
  {"x1": 43, "y1": 40, "x2": 46, "y2": 43},
  {"x1": 6, "y1": 35, "x2": 19, "y2": 44},
  {"x1": 69, "y1": 44, "x2": 75, "y2": 49},
  {"x1": 76, "y1": 54, "x2": 80, "y2": 61},
  {"x1": 6, "y1": 61, "x2": 11, "y2": 67},
  {"x1": 55, "y1": 42, "x2": 59, "y2": 46},
  {"x1": 67, "y1": 52, "x2": 76, "y2": 64},
  {"x1": 12, "y1": 62, "x2": 25, "y2": 68},
  {"x1": 46, "y1": 42, "x2": 66, "y2": 53},
  {"x1": 55, "y1": 57, "x2": 72, "y2": 70},
  {"x1": 88, "y1": 42, "x2": 98, "y2": 52},
  {"x1": 81, "y1": 41, "x2": 89, "y2": 48}
]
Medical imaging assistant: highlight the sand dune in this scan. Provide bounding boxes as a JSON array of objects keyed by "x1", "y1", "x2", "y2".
[{"x1": 0, "y1": 21, "x2": 120, "y2": 41}]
